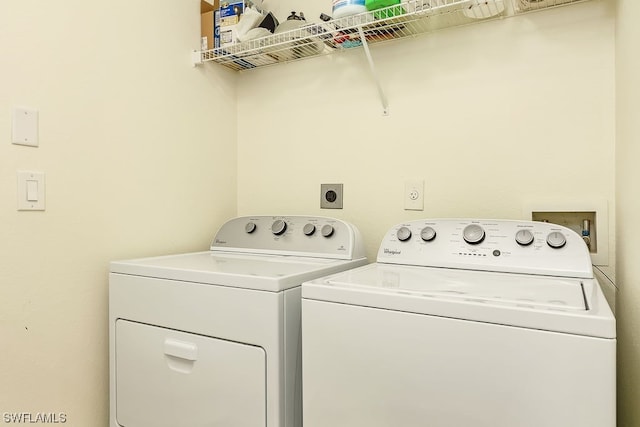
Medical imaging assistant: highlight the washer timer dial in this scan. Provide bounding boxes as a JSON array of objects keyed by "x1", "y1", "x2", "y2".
[{"x1": 463, "y1": 224, "x2": 485, "y2": 245}]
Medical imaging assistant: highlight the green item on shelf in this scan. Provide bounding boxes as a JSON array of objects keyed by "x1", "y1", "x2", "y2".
[
  {"x1": 365, "y1": 0, "x2": 405, "y2": 19},
  {"x1": 364, "y1": 0, "x2": 400, "y2": 10},
  {"x1": 373, "y1": 5, "x2": 405, "y2": 19}
]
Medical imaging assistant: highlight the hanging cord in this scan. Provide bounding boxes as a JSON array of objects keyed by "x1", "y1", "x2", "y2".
[{"x1": 593, "y1": 265, "x2": 618, "y2": 291}]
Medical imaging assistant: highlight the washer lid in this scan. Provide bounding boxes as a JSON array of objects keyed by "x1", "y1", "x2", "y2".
[
  {"x1": 111, "y1": 251, "x2": 367, "y2": 292},
  {"x1": 326, "y1": 264, "x2": 588, "y2": 311},
  {"x1": 302, "y1": 264, "x2": 615, "y2": 339}
]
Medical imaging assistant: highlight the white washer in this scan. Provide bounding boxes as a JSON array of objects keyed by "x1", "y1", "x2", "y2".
[
  {"x1": 302, "y1": 219, "x2": 616, "y2": 427},
  {"x1": 109, "y1": 215, "x2": 366, "y2": 427}
]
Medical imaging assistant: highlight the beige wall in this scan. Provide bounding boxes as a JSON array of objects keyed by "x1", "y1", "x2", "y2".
[
  {"x1": 238, "y1": 1, "x2": 615, "y2": 262},
  {"x1": 615, "y1": 0, "x2": 640, "y2": 425},
  {"x1": 0, "y1": 1, "x2": 237, "y2": 425},
  {"x1": 0, "y1": 0, "x2": 625, "y2": 425}
]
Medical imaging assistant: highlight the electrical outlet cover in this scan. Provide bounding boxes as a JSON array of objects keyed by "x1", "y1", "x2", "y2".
[
  {"x1": 321, "y1": 184, "x2": 343, "y2": 209},
  {"x1": 404, "y1": 180, "x2": 424, "y2": 211},
  {"x1": 12, "y1": 107, "x2": 39, "y2": 147}
]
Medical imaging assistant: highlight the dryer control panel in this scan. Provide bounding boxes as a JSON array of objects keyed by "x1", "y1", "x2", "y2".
[
  {"x1": 377, "y1": 219, "x2": 592, "y2": 278},
  {"x1": 211, "y1": 216, "x2": 365, "y2": 260}
]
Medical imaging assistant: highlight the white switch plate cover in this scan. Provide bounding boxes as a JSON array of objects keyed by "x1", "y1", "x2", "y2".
[
  {"x1": 12, "y1": 107, "x2": 39, "y2": 147},
  {"x1": 404, "y1": 180, "x2": 424, "y2": 211},
  {"x1": 17, "y1": 171, "x2": 45, "y2": 211}
]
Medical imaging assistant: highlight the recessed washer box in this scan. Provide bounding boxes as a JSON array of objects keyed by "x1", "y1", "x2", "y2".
[{"x1": 523, "y1": 199, "x2": 609, "y2": 266}]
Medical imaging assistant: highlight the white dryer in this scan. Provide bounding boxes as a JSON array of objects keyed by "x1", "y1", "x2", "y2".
[
  {"x1": 109, "y1": 215, "x2": 366, "y2": 427},
  {"x1": 302, "y1": 219, "x2": 615, "y2": 427}
]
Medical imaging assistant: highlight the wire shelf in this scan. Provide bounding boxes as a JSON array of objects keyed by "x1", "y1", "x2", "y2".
[{"x1": 197, "y1": 0, "x2": 590, "y2": 71}]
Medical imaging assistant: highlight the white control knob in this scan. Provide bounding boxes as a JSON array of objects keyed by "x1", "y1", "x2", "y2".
[
  {"x1": 271, "y1": 219, "x2": 287, "y2": 236},
  {"x1": 546, "y1": 232, "x2": 566, "y2": 249},
  {"x1": 420, "y1": 226, "x2": 436, "y2": 242},
  {"x1": 463, "y1": 224, "x2": 485, "y2": 245},
  {"x1": 321, "y1": 224, "x2": 334, "y2": 238},
  {"x1": 303, "y1": 223, "x2": 316, "y2": 236},
  {"x1": 245, "y1": 222, "x2": 257, "y2": 234},
  {"x1": 515, "y1": 229, "x2": 534, "y2": 246},
  {"x1": 397, "y1": 227, "x2": 412, "y2": 242}
]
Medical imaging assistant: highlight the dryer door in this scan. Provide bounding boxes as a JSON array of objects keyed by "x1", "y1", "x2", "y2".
[{"x1": 115, "y1": 320, "x2": 266, "y2": 427}]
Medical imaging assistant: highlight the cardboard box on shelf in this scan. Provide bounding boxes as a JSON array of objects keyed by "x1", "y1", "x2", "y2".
[
  {"x1": 201, "y1": 0, "x2": 220, "y2": 50},
  {"x1": 219, "y1": 1, "x2": 245, "y2": 47}
]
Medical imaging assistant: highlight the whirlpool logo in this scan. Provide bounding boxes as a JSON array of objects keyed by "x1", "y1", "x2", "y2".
[{"x1": 383, "y1": 248, "x2": 401, "y2": 255}]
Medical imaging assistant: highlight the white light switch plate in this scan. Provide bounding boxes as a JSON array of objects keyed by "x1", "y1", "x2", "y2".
[
  {"x1": 17, "y1": 171, "x2": 45, "y2": 211},
  {"x1": 12, "y1": 107, "x2": 39, "y2": 147}
]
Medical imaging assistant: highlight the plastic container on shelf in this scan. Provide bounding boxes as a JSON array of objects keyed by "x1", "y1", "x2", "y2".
[
  {"x1": 365, "y1": 0, "x2": 400, "y2": 10},
  {"x1": 332, "y1": 0, "x2": 367, "y2": 19},
  {"x1": 366, "y1": 0, "x2": 405, "y2": 18}
]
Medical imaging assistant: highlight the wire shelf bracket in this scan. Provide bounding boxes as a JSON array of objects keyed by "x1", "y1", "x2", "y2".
[{"x1": 358, "y1": 26, "x2": 390, "y2": 116}]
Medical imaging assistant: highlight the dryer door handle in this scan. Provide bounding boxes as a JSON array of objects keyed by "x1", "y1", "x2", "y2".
[{"x1": 164, "y1": 338, "x2": 198, "y2": 361}]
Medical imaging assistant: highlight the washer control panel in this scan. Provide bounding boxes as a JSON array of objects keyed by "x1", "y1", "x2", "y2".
[
  {"x1": 379, "y1": 219, "x2": 592, "y2": 278},
  {"x1": 211, "y1": 216, "x2": 365, "y2": 260}
]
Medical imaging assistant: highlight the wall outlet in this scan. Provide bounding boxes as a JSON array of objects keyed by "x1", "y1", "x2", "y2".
[
  {"x1": 320, "y1": 184, "x2": 343, "y2": 209},
  {"x1": 404, "y1": 180, "x2": 424, "y2": 211}
]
